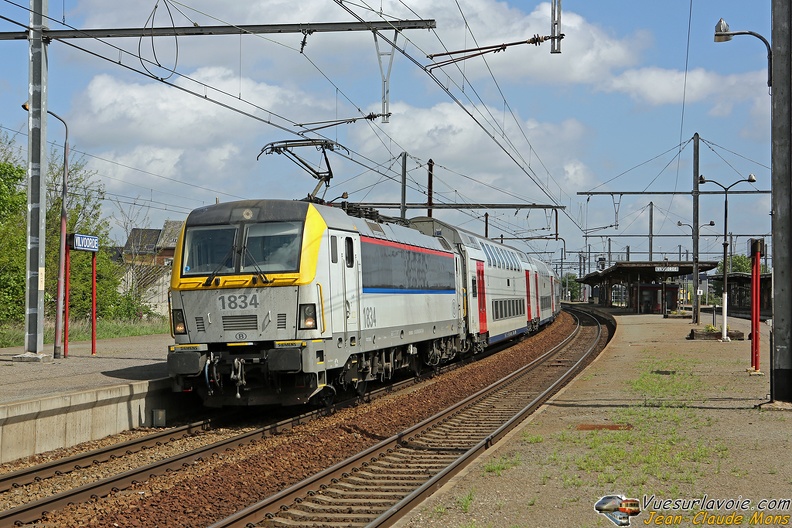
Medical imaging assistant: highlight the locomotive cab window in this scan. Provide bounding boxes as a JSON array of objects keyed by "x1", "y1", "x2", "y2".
[
  {"x1": 181, "y1": 226, "x2": 237, "y2": 276},
  {"x1": 181, "y1": 221, "x2": 303, "y2": 277},
  {"x1": 242, "y1": 221, "x2": 302, "y2": 273}
]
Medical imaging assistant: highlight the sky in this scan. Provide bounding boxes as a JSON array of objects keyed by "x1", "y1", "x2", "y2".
[{"x1": 0, "y1": 0, "x2": 773, "y2": 277}]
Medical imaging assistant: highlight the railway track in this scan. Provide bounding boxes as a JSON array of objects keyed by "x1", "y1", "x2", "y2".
[
  {"x1": 0, "y1": 361, "x2": 450, "y2": 527},
  {"x1": 0, "y1": 308, "x2": 599, "y2": 528},
  {"x1": 0, "y1": 420, "x2": 212, "y2": 494},
  {"x1": 210, "y1": 306, "x2": 610, "y2": 528}
]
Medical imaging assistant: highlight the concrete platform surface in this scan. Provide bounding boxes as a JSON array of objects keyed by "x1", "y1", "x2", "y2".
[
  {"x1": 0, "y1": 334, "x2": 180, "y2": 463},
  {"x1": 0, "y1": 334, "x2": 172, "y2": 405}
]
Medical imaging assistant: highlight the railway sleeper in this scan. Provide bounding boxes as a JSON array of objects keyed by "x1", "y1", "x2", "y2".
[
  {"x1": 352, "y1": 467, "x2": 434, "y2": 478},
  {"x1": 287, "y1": 500, "x2": 401, "y2": 515},
  {"x1": 316, "y1": 489, "x2": 412, "y2": 500}
]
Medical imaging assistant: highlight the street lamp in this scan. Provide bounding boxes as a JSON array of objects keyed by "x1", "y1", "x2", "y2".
[
  {"x1": 677, "y1": 219, "x2": 715, "y2": 323},
  {"x1": 23, "y1": 102, "x2": 68, "y2": 359},
  {"x1": 714, "y1": 18, "x2": 772, "y2": 90},
  {"x1": 699, "y1": 173, "x2": 757, "y2": 341}
]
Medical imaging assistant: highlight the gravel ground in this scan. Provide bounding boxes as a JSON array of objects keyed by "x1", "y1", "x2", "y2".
[
  {"x1": 394, "y1": 311, "x2": 791, "y2": 528},
  {"x1": 18, "y1": 314, "x2": 576, "y2": 527}
]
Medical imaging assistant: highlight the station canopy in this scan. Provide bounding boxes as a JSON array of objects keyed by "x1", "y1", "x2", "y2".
[{"x1": 578, "y1": 260, "x2": 719, "y2": 287}]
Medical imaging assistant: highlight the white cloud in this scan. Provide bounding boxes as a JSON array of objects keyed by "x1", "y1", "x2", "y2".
[{"x1": 606, "y1": 67, "x2": 764, "y2": 109}]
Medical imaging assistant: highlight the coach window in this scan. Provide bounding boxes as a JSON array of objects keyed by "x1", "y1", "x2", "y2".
[
  {"x1": 482, "y1": 244, "x2": 493, "y2": 266},
  {"x1": 345, "y1": 237, "x2": 354, "y2": 268}
]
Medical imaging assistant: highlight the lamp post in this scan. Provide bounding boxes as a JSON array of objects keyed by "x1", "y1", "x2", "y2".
[
  {"x1": 715, "y1": 18, "x2": 772, "y2": 90},
  {"x1": 677, "y1": 219, "x2": 715, "y2": 323},
  {"x1": 715, "y1": 12, "x2": 792, "y2": 403},
  {"x1": 22, "y1": 102, "x2": 68, "y2": 359},
  {"x1": 699, "y1": 174, "x2": 757, "y2": 341}
]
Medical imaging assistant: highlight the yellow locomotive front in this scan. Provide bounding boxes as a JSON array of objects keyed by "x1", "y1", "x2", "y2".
[{"x1": 167, "y1": 199, "x2": 329, "y2": 407}]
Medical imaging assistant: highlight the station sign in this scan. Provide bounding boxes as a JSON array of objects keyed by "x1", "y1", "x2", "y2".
[
  {"x1": 69, "y1": 233, "x2": 100, "y2": 252},
  {"x1": 654, "y1": 266, "x2": 679, "y2": 273}
]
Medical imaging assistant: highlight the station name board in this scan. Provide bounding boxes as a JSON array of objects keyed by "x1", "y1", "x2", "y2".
[{"x1": 69, "y1": 233, "x2": 100, "y2": 252}]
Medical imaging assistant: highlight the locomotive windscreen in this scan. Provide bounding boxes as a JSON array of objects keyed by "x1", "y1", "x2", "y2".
[
  {"x1": 181, "y1": 226, "x2": 237, "y2": 275},
  {"x1": 241, "y1": 221, "x2": 302, "y2": 273},
  {"x1": 180, "y1": 221, "x2": 304, "y2": 276}
]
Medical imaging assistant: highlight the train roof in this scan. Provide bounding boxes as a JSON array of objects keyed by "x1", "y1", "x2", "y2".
[
  {"x1": 410, "y1": 216, "x2": 545, "y2": 263},
  {"x1": 185, "y1": 199, "x2": 312, "y2": 226},
  {"x1": 184, "y1": 199, "x2": 453, "y2": 254}
]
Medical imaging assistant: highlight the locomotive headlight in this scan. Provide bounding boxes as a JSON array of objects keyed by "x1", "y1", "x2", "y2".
[
  {"x1": 299, "y1": 304, "x2": 317, "y2": 330},
  {"x1": 172, "y1": 309, "x2": 187, "y2": 335}
]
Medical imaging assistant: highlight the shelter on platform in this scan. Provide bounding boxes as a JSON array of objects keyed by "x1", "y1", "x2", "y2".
[
  {"x1": 579, "y1": 260, "x2": 719, "y2": 314},
  {"x1": 712, "y1": 271, "x2": 772, "y2": 321}
]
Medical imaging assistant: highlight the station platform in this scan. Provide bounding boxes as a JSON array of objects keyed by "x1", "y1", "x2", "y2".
[
  {"x1": 395, "y1": 308, "x2": 790, "y2": 527},
  {"x1": 0, "y1": 334, "x2": 185, "y2": 463}
]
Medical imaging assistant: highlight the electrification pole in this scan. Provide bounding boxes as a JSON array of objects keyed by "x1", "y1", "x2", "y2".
[{"x1": 19, "y1": 0, "x2": 49, "y2": 361}]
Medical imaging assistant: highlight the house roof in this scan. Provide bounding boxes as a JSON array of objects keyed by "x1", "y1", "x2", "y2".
[
  {"x1": 123, "y1": 228, "x2": 161, "y2": 255},
  {"x1": 156, "y1": 220, "x2": 183, "y2": 250}
]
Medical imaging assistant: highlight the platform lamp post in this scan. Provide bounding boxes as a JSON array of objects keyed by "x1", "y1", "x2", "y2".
[
  {"x1": 22, "y1": 102, "x2": 68, "y2": 359},
  {"x1": 699, "y1": 173, "x2": 757, "y2": 342},
  {"x1": 715, "y1": 19, "x2": 772, "y2": 91},
  {"x1": 677, "y1": 220, "x2": 715, "y2": 324}
]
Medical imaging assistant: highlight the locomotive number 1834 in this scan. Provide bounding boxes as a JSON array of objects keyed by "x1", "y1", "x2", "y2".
[
  {"x1": 218, "y1": 294, "x2": 260, "y2": 310},
  {"x1": 363, "y1": 306, "x2": 377, "y2": 328}
]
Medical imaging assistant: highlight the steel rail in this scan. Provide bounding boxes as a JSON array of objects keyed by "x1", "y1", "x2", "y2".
[
  {"x1": 208, "y1": 308, "x2": 607, "y2": 528},
  {"x1": 371, "y1": 308, "x2": 605, "y2": 527},
  {"x1": 0, "y1": 365, "x2": 447, "y2": 527},
  {"x1": 0, "y1": 419, "x2": 211, "y2": 493}
]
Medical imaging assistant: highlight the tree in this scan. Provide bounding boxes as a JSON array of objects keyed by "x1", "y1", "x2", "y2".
[
  {"x1": 562, "y1": 272, "x2": 581, "y2": 302},
  {"x1": 0, "y1": 130, "x2": 130, "y2": 323},
  {"x1": 110, "y1": 198, "x2": 169, "y2": 318},
  {"x1": 0, "y1": 132, "x2": 27, "y2": 321},
  {"x1": 43, "y1": 147, "x2": 129, "y2": 320},
  {"x1": 717, "y1": 254, "x2": 752, "y2": 276}
]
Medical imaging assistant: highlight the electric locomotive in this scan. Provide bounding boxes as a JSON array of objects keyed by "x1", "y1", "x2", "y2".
[{"x1": 166, "y1": 198, "x2": 559, "y2": 407}]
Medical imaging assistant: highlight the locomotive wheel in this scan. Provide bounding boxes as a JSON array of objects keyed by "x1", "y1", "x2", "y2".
[
  {"x1": 355, "y1": 379, "x2": 368, "y2": 398},
  {"x1": 312, "y1": 386, "x2": 336, "y2": 408},
  {"x1": 410, "y1": 355, "x2": 422, "y2": 377}
]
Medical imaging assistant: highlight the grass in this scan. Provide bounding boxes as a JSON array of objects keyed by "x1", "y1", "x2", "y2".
[
  {"x1": 483, "y1": 454, "x2": 522, "y2": 476},
  {"x1": 0, "y1": 317, "x2": 169, "y2": 348},
  {"x1": 457, "y1": 489, "x2": 475, "y2": 513},
  {"x1": 538, "y1": 356, "x2": 730, "y2": 497},
  {"x1": 522, "y1": 433, "x2": 544, "y2": 444}
]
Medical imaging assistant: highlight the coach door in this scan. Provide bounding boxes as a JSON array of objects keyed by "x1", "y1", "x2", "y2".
[
  {"x1": 341, "y1": 235, "x2": 360, "y2": 346},
  {"x1": 328, "y1": 234, "x2": 360, "y2": 347},
  {"x1": 476, "y1": 261, "x2": 487, "y2": 334}
]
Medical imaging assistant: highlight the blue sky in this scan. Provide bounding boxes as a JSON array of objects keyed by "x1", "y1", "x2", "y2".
[{"x1": 0, "y1": 1, "x2": 773, "y2": 275}]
